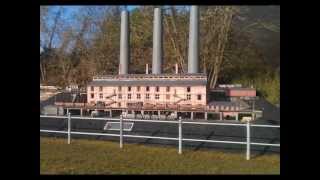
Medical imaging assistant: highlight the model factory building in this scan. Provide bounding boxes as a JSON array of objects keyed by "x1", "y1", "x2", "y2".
[{"x1": 54, "y1": 6, "x2": 258, "y2": 121}]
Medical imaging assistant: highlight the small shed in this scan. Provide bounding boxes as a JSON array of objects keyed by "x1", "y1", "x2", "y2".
[
  {"x1": 41, "y1": 105, "x2": 63, "y2": 115},
  {"x1": 226, "y1": 88, "x2": 256, "y2": 97}
]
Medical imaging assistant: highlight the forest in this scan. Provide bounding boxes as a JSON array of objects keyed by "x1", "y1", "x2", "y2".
[{"x1": 40, "y1": 6, "x2": 280, "y2": 105}]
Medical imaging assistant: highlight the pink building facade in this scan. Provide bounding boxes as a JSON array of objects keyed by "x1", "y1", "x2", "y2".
[{"x1": 87, "y1": 74, "x2": 207, "y2": 109}]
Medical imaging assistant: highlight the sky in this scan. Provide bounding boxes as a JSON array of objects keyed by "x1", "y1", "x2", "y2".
[
  {"x1": 127, "y1": 6, "x2": 137, "y2": 11},
  {"x1": 40, "y1": 5, "x2": 139, "y2": 51},
  {"x1": 41, "y1": 6, "x2": 279, "y2": 54}
]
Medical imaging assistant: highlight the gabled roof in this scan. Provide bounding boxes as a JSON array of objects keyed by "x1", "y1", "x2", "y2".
[
  {"x1": 88, "y1": 79, "x2": 207, "y2": 86},
  {"x1": 88, "y1": 73, "x2": 207, "y2": 86},
  {"x1": 93, "y1": 73, "x2": 207, "y2": 79}
]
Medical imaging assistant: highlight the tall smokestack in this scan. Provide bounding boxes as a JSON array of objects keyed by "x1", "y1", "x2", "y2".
[
  {"x1": 175, "y1": 63, "x2": 179, "y2": 74},
  {"x1": 119, "y1": 10, "x2": 129, "y2": 74},
  {"x1": 152, "y1": 7, "x2": 163, "y2": 74},
  {"x1": 188, "y1": 6, "x2": 199, "y2": 74},
  {"x1": 146, "y1": 64, "x2": 149, "y2": 74}
]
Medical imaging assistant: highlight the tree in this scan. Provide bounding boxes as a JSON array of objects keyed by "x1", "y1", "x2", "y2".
[
  {"x1": 39, "y1": 5, "x2": 280, "y2": 102},
  {"x1": 163, "y1": 6, "x2": 189, "y2": 73},
  {"x1": 40, "y1": 6, "x2": 64, "y2": 83},
  {"x1": 199, "y1": 6, "x2": 236, "y2": 88}
]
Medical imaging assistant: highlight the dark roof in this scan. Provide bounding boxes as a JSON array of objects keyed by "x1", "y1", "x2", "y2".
[
  {"x1": 88, "y1": 79, "x2": 207, "y2": 86},
  {"x1": 55, "y1": 92, "x2": 87, "y2": 103},
  {"x1": 254, "y1": 99, "x2": 280, "y2": 122},
  {"x1": 208, "y1": 101, "x2": 239, "y2": 107}
]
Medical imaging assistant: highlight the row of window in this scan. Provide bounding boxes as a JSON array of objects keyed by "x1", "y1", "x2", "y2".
[
  {"x1": 91, "y1": 86, "x2": 192, "y2": 93},
  {"x1": 91, "y1": 93, "x2": 202, "y2": 100},
  {"x1": 113, "y1": 103, "x2": 239, "y2": 109}
]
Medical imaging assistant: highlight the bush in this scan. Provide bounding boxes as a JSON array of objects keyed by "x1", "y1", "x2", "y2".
[{"x1": 232, "y1": 72, "x2": 280, "y2": 105}]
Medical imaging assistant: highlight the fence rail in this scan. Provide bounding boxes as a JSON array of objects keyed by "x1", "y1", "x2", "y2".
[{"x1": 40, "y1": 114, "x2": 280, "y2": 160}]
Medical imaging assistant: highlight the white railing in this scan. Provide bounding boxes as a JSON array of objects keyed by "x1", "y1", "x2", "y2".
[{"x1": 40, "y1": 114, "x2": 280, "y2": 160}]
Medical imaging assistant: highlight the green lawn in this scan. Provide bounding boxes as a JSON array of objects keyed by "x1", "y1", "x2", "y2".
[{"x1": 40, "y1": 137, "x2": 280, "y2": 174}]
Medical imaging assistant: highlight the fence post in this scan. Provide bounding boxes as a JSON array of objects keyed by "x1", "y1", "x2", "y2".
[
  {"x1": 246, "y1": 120, "x2": 250, "y2": 160},
  {"x1": 67, "y1": 112, "x2": 71, "y2": 144},
  {"x1": 120, "y1": 115, "x2": 123, "y2": 149},
  {"x1": 178, "y1": 116, "x2": 182, "y2": 154}
]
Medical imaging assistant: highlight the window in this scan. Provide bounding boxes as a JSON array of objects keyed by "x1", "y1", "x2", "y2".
[
  {"x1": 99, "y1": 86, "x2": 103, "y2": 91},
  {"x1": 137, "y1": 86, "x2": 140, "y2": 92},
  {"x1": 128, "y1": 94, "x2": 131, "y2": 99},
  {"x1": 118, "y1": 86, "x2": 122, "y2": 91},
  {"x1": 187, "y1": 94, "x2": 191, "y2": 100},
  {"x1": 187, "y1": 86, "x2": 191, "y2": 92},
  {"x1": 128, "y1": 86, "x2": 131, "y2": 91},
  {"x1": 118, "y1": 102, "x2": 121, "y2": 107},
  {"x1": 118, "y1": 94, "x2": 122, "y2": 99},
  {"x1": 146, "y1": 86, "x2": 150, "y2": 91},
  {"x1": 155, "y1": 94, "x2": 160, "y2": 100},
  {"x1": 146, "y1": 94, "x2": 150, "y2": 99},
  {"x1": 166, "y1": 86, "x2": 170, "y2": 92},
  {"x1": 197, "y1": 94, "x2": 201, "y2": 100},
  {"x1": 137, "y1": 94, "x2": 141, "y2": 99},
  {"x1": 91, "y1": 93, "x2": 94, "y2": 98},
  {"x1": 99, "y1": 93, "x2": 103, "y2": 99},
  {"x1": 91, "y1": 86, "x2": 94, "y2": 91},
  {"x1": 166, "y1": 94, "x2": 170, "y2": 100},
  {"x1": 156, "y1": 86, "x2": 159, "y2": 92}
]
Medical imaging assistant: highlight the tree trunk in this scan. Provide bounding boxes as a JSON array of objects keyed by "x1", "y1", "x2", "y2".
[
  {"x1": 207, "y1": 6, "x2": 235, "y2": 89},
  {"x1": 40, "y1": 62, "x2": 45, "y2": 82}
]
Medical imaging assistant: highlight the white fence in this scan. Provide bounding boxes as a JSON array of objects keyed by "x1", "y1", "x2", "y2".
[{"x1": 40, "y1": 114, "x2": 280, "y2": 160}]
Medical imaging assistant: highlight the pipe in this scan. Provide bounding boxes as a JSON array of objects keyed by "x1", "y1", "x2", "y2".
[
  {"x1": 175, "y1": 63, "x2": 179, "y2": 74},
  {"x1": 152, "y1": 7, "x2": 163, "y2": 74},
  {"x1": 119, "y1": 10, "x2": 129, "y2": 74},
  {"x1": 188, "y1": 6, "x2": 199, "y2": 74}
]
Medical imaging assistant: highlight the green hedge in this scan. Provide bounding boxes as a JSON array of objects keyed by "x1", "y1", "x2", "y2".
[{"x1": 232, "y1": 72, "x2": 280, "y2": 105}]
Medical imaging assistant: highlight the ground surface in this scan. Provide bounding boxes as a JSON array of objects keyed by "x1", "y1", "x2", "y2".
[
  {"x1": 40, "y1": 115, "x2": 280, "y2": 154},
  {"x1": 40, "y1": 137, "x2": 280, "y2": 174},
  {"x1": 40, "y1": 94, "x2": 280, "y2": 174}
]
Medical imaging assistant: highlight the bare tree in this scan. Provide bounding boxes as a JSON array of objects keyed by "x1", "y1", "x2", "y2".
[
  {"x1": 200, "y1": 6, "x2": 236, "y2": 88},
  {"x1": 40, "y1": 7, "x2": 64, "y2": 83},
  {"x1": 163, "y1": 6, "x2": 187, "y2": 73}
]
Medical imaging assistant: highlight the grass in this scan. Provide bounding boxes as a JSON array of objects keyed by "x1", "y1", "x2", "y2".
[{"x1": 40, "y1": 137, "x2": 280, "y2": 174}]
